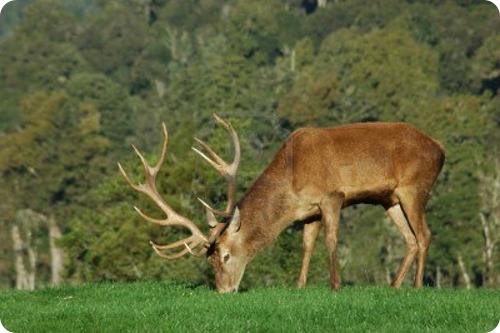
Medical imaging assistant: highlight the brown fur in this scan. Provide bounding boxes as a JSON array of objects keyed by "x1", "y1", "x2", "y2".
[{"x1": 209, "y1": 122, "x2": 445, "y2": 291}]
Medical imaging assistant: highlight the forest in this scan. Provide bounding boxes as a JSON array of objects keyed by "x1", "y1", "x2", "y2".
[{"x1": 0, "y1": 0, "x2": 499, "y2": 290}]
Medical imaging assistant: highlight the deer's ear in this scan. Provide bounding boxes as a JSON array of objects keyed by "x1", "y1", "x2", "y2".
[{"x1": 227, "y1": 207, "x2": 241, "y2": 233}]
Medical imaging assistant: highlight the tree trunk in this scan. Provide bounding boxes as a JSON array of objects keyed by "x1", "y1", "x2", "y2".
[
  {"x1": 48, "y1": 215, "x2": 64, "y2": 285},
  {"x1": 10, "y1": 222, "x2": 36, "y2": 290},
  {"x1": 317, "y1": 0, "x2": 327, "y2": 8},
  {"x1": 384, "y1": 240, "x2": 393, "y2": 285},
  {"x1": 11, "y1": 224, "x2": 29, "y2": 290},
  {"x1": 479, "y1": 213, "x2": 494, "y2": 287},
  {"x1": 27, "y1": 239, "x2": 36, "y2": 290},
  {"x1": 477, "y1": 157, "x2": 499, "y2": 287},
  {"x1": 436, "y1": 265, "x2": 441, "y2": 288},
  {"x1": 457, "y1": 254, "x2": 471, "y2": 289}
]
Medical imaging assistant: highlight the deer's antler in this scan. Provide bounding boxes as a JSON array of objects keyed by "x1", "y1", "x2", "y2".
[
  {"x1": 192, "y1": 115, "x2": 241, "y2": 218},
  {"x1": 118, "y1": 123, "x2": 208, "y2": 259}
]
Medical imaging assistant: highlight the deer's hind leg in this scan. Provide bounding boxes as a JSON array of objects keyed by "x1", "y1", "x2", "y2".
[
  {"x1": 386, "y1": 203, "x2": 418, "y2": 288},
  {"x1": 297, "y1": 220, "x2": 321, "y2": 288},
  {"x1": 396, "y1": 189, "x2": 432, "y2": 288}
]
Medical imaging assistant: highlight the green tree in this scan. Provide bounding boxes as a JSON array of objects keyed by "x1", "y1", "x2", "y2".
[
  {"x1": 0, "y1": 1, "x2": 87, "y2": 130},
  {"x1": 0, "y1": 91, "x2": 109, "y2": 287},
  {"x1": 278, "y1": 22, "x2": 439, "y2": 127},
  {"x1": 473, "y1": 33, "x2": 500, "y2": 95},
  {"x1": 76, "y1": 2, "x2": 151, "y2": 82}
]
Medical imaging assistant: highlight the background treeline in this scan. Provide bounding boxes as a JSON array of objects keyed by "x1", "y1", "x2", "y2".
[{"x1": 0, "y1": 0, "x2": 499, "y2": 290}]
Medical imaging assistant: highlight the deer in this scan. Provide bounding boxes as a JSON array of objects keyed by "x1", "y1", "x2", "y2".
[{"x1": 118, "y1": 115, "x2": 445, "y2": 293}]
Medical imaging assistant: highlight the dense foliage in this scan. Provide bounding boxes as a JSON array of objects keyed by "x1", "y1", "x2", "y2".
[{"x1": 0, "y1": 0, "x2": 499, "y2": 289}]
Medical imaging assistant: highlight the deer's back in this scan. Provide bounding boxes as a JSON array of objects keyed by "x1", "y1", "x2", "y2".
[{"x1": 276, "y1": 122, "x2": 445, "y2": 207}]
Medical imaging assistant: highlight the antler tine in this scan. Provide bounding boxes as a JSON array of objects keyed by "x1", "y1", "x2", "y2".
[
  {"x1": 157, "y1": 221, "x2": 224, "y2": 259},
  {"x1": 150, "y1": 236, "x2": 206, "y2": 259},
  {"x1": 213, "y1": 114, "x2": 241, "y2": 167},
  {"x1": 118, "y1": 122, "x2": 209, "y2": 260},
  {"x1": 149, "y1": 235, "x2": 199, "y2": 251},
  {"x1": 151, "y1": 243, "x2": 190, "y2": 260},
  {"x1": 193, "y1": 138, "x2": 225, "y2": 169},
  {"x1": 134, "y1": 203, "x2": 207, "y2": 241},
  {"x1": 153, "y1": 122, "x2": 169, "y2": 173},
  {"x1": 192, "y1": 114, "x2": 241, "y2": 217},
  {"x1": 117, "y1": 162, "x2": 139, "y2": 191},
  {"x1": 130, "y1": 122, "x2": 168, "y2": 187}
]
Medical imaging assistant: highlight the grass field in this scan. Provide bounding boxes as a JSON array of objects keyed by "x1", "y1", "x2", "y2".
[{"x1": 0, "y1": 282, "x2": 498, "y2": 332}]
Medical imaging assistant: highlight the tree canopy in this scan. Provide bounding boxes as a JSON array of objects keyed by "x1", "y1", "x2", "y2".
[{"x1": 0, "y1": 0, "x2": 499, "y2": 289}]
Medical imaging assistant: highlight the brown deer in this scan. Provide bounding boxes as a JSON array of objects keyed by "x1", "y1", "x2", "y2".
[{"x1": 118, "y1": 115, "x2": 445, "y2": 292}]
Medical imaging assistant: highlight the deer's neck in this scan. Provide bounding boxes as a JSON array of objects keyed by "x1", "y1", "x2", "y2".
[{"x1": 237, "y1": 168, "x2": 298, "y2": 258}]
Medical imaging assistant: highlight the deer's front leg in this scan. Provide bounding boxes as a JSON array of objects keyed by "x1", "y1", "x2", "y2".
[
  {"x1": 320, "y1": 194, "x2": 343, "y2": 291},
  {"x1": 297, "y1": 220, "x2": 321, "y2": 288}
]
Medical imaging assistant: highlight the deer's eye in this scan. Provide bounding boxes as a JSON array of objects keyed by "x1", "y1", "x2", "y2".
[{"x1": 223, "y1": 253, "x2": 230, "y2": 263}]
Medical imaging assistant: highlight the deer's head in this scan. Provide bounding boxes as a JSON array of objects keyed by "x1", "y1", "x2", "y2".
[
  {"x1": 118, "y1": 115, "x2": 248, "y2": 293},
  {"x1": 206, "y1": 208, "x2": 251, "y2": 292}
]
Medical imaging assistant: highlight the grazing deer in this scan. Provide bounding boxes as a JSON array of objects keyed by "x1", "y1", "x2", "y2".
[{"x1": 119, "y1": 116, "x2": 445, "y2": 292}]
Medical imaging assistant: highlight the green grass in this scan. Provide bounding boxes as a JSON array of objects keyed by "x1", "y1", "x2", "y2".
[{"x1": 0, "y1": 282, "x2": 498, "y2": 332}]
